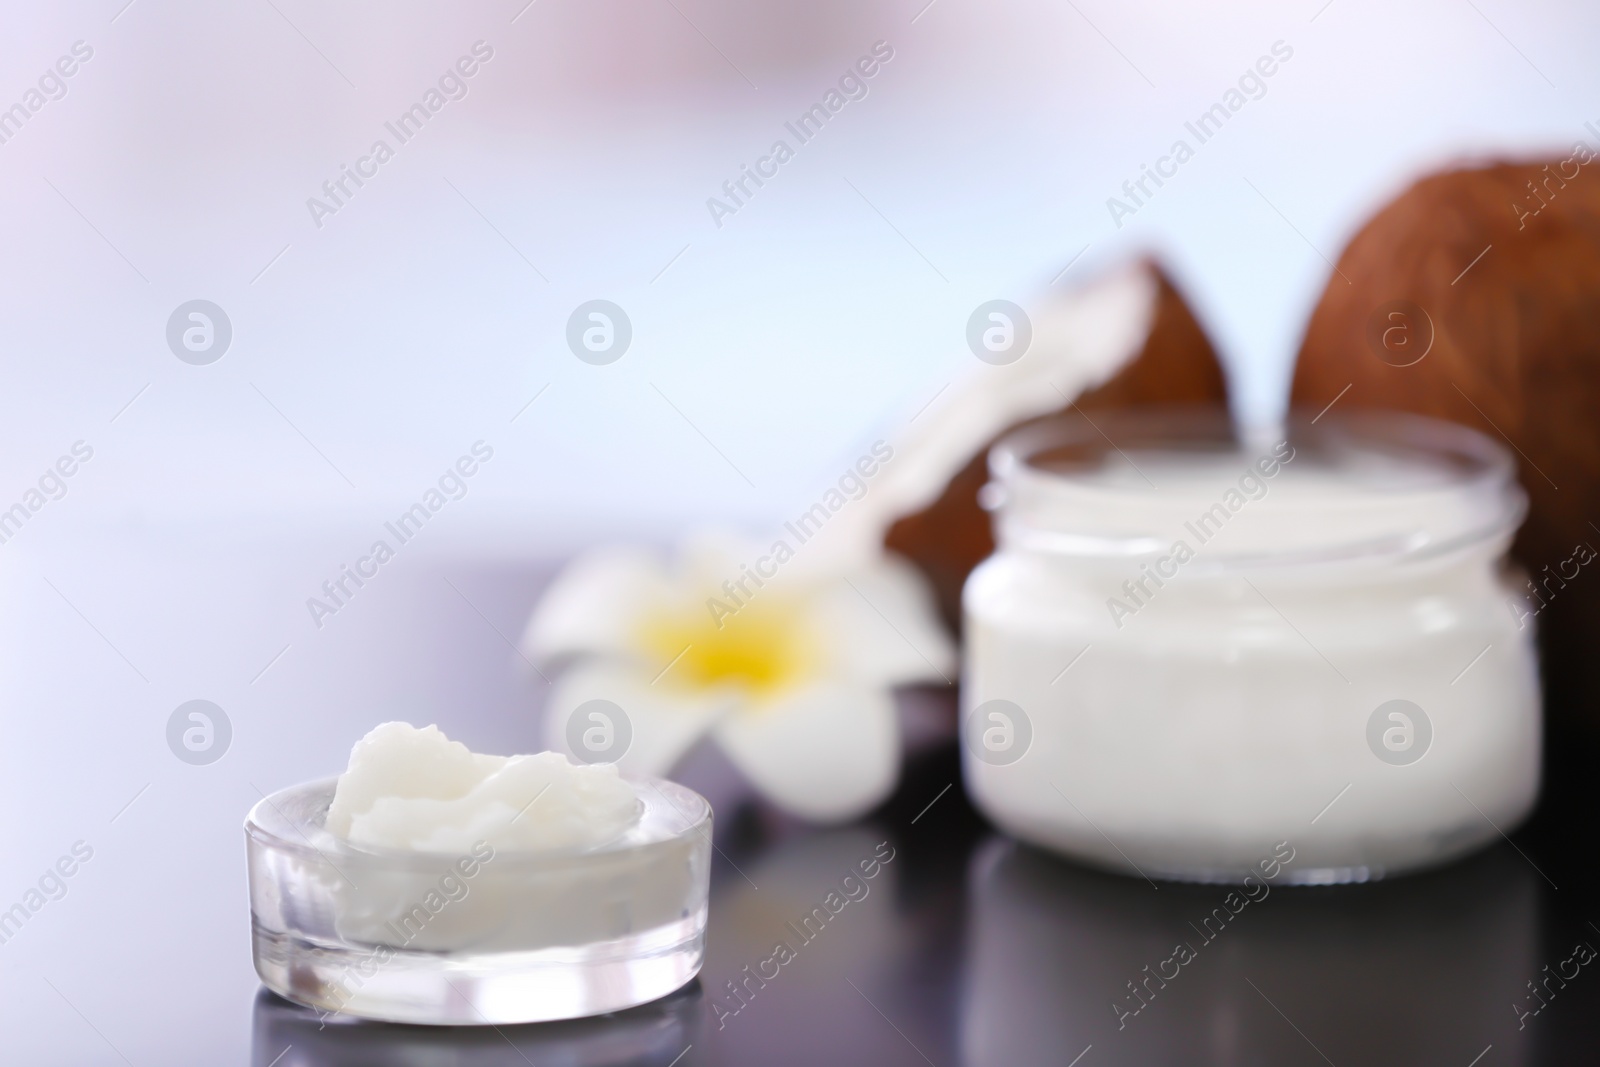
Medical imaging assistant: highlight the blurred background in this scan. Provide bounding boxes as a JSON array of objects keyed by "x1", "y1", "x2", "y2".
[
  {"x1": 5, "y1": 0, "x2": 1598, "y2": 528},
  {"x1": 2, "y1": 0, "x2": 1598, "y2": 1063}
]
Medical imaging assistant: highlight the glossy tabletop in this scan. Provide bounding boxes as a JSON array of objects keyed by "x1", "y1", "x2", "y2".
[{"x1": 2, "y1": 542, "x2": 1595, "y2": 1066}]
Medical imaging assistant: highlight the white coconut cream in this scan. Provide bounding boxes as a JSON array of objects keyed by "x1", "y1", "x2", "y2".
[
  {"x1": 246, "y1": 725, "x2": 712, "y2": 1024},
  {"x1": 327, "y1": 722, "x2": 641, "y2": 853},
  {"x1": 962, "y1": 410, "x2": 1540, "y2": 883}
]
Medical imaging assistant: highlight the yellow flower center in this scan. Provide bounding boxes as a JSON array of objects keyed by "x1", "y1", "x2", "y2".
[{"x1": 638, "y1": 596, "x2": 815, "y2": 698}]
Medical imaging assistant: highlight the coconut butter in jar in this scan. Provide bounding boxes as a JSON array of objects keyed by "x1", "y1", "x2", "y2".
[{"x1": 961, "y1": 409, "x2": 1538, "y2": 884}]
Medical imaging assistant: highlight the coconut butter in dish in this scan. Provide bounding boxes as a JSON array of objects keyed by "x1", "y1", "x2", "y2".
[{"x1": 246, "y1": 723, "x2": 711, "y2": 1025}]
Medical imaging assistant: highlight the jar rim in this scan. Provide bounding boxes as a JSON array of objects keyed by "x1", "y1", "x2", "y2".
[{"x1": 985, "y1": 407, "x2": 1527, "y2": 569}]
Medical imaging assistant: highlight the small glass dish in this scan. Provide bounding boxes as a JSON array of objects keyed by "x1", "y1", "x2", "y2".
[{"x1": 246, "y1": 775, "x2": 711, "y2": 1026}]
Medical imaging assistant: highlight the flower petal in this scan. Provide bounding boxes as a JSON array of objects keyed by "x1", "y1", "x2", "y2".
[
  {"x1": 812, "y1": 553, "x2": 955, "y2": 687},
  {"x1": 542, "y1": 659, "x2": 726, "y2": 777},
  {"x1": 713, "y1": 681, "x2": 900, "y2": 822},
  {"x1": 522, "y1": 546, "x2": 666, "y2": 665}
]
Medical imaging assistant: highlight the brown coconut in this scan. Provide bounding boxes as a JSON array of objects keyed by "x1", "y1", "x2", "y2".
[
  {"x1": 886, "y1": 262, "x2": 1231, "y2": 631},
  {"x1": 1291, "y1": 157, "x2": 1600, "y2": 736}
]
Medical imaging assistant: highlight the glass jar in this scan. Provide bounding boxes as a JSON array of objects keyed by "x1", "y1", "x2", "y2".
[{"x1": 961, "y1": 409, "x2": 1539, "y2": 884}]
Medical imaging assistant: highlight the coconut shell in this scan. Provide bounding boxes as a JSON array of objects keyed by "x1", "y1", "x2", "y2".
[
  {"x1": 1291, "y1": 158, "x2": 1600, "y2": 735},
  {"x1": 886, "y1": 262, "x2": 1230, "y2": 630}
]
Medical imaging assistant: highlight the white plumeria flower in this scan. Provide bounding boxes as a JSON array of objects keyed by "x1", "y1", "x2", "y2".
[{"x1": 523, "y1": 536, "x2": 953, "y2": 822}]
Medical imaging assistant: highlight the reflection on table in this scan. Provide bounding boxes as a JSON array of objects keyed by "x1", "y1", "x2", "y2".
[
  {"x1": 252, "y1": 981, "x2": 704, "y2": 1067},
  {"x1": 963, "y1": 836, "x2": 1539, "y2": 1066}
]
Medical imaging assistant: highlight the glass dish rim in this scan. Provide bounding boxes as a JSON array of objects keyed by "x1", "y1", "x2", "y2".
[{"x1": 245, "y1": 774, "x2": 712, "y2": 872}]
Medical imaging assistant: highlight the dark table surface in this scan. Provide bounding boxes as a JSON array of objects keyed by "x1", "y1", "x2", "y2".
[
  {"x1": 244, "y1": 734, "x2": 1600, "y2": 1067},
  {"x1": 3, "y1": 543, "x2": 1596, "y2": 1065}
]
